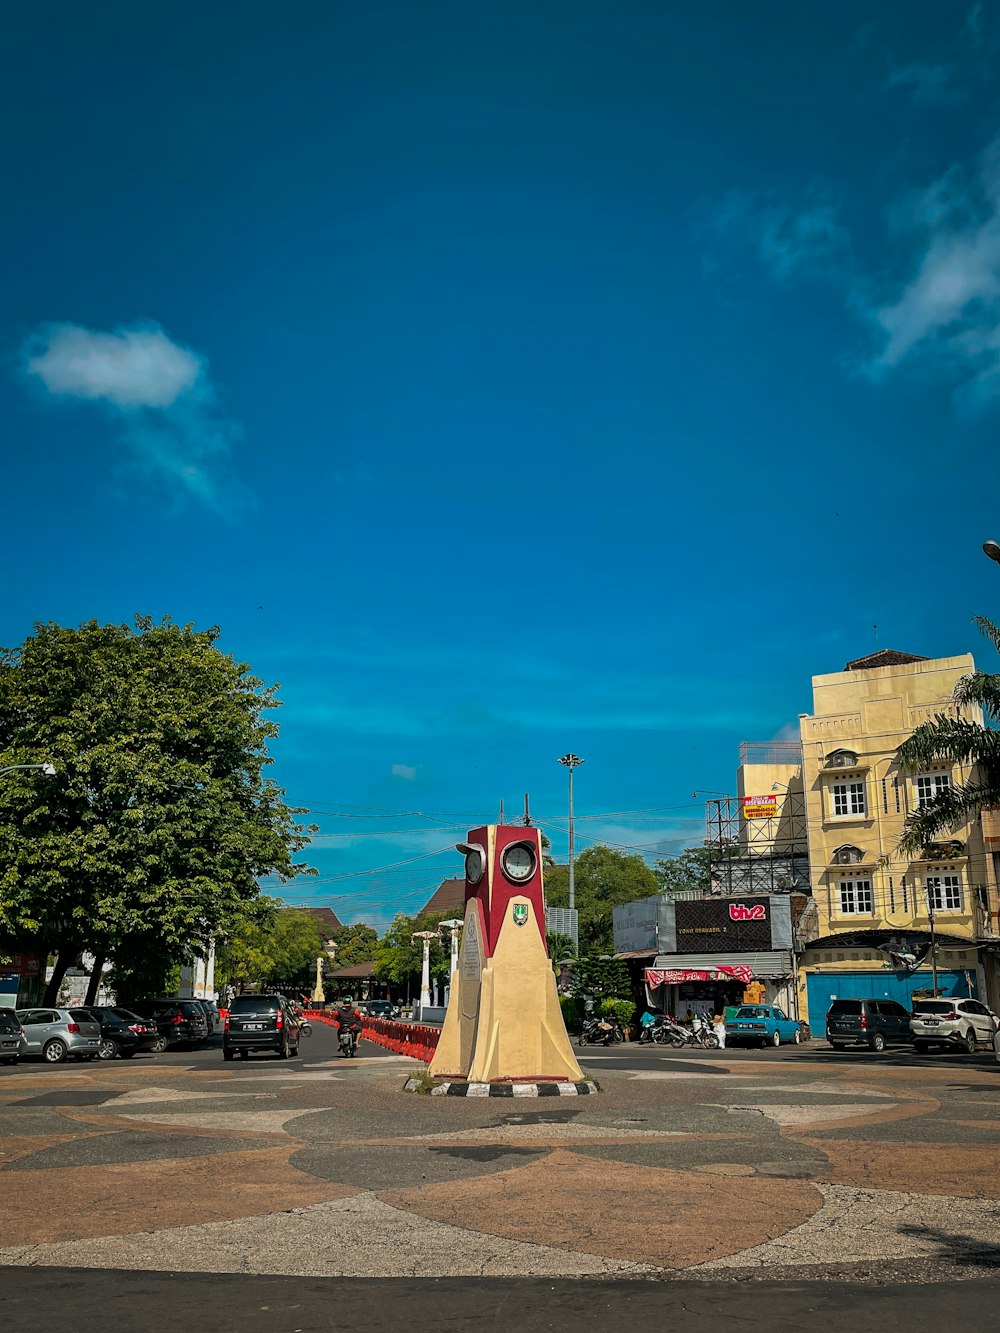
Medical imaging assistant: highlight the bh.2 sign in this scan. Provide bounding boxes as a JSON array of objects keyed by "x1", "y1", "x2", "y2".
[{"x1": 728, "y1": 903, "x2": 766, "y2": 922}]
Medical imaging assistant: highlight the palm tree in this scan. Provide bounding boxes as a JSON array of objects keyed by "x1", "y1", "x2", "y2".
[{"x1": 897, "y1": 615, "x2": 1000, "y2": 856}]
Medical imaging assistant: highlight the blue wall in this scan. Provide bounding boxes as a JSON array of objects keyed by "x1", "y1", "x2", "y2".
[{"x1": 806, "y1": 969, "x2": 975, "y2": 1030}]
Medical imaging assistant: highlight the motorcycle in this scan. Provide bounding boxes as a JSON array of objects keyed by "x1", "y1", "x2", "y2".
[
  {"x1": 691, "y1": 1014, "x2": 720, "y2": 1049},
  {"x1": 338, "y1": 1026, "x2": 358, "y2": 1058},
  {"x1": 578, "y1": 1015, "x2": 624, "y2": 1046}
]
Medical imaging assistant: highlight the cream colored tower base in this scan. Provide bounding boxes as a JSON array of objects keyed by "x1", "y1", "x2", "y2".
[{"x1": 430, "y1": 896, "x2": 582, "y2": 1083}]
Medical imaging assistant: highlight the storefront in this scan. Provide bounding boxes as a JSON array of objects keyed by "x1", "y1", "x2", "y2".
[
  {"x1": 643, "y1": 895, "x2": 800, "y2": 1020},
  {"x1": 799, "y1": 932, "x2": 992, "y2": 1031}
]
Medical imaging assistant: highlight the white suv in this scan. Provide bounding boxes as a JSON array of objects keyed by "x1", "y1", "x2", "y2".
[{"x1": 910, "y1": 997, "x2": 998, "y2": 1053}]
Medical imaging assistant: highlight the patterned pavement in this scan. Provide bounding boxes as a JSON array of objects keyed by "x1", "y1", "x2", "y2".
[{"x1": 2, "y1": 1030, "x2": 999, "y2": 1282}]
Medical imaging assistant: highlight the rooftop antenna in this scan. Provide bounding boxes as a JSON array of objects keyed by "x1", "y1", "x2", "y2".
[
  {"x1": 499, "y1": 798, "x2": 505, "y2": 824},
  {"x1": 523, "y1": 793, "x2": 532, "y2": 826}
]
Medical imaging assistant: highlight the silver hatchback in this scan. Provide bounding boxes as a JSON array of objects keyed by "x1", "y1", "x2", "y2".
[{"x1": 16, "y1": 1007, "x2": 102, "y2": 1063}]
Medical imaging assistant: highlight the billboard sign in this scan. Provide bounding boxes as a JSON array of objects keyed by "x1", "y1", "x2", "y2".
[
  {"x1": 674, "y1": 897, "x2": 773, "y2": 952},
  {"x1": 742, "y1": 795, "x2": 778, "y2": 819}
]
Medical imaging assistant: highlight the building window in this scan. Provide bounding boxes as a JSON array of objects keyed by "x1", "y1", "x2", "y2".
[
  {"x1": 827, "y1": 749, "x2": 858, "y2": 768},
  {"x1": 832, "y1": 844, "x2": 864, "y2": 865},
  {"x1": 839, "y1": 879, "x2": 874, "y2": 914},
  {"x1": 926, "y1": 874, "x2": 963, "y2": 912},
  {"x1": 832, "y1": 781, "x2": 867, "y2": 817},
  {"x1": 915, "y1": 772, "x2": 951, "y2": 808}
]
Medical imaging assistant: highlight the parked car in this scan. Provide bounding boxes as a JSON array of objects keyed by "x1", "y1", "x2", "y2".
[
  {"x1": 16, "y1": 1007, "x2": 101, "y2": 1063},
  {"x1": 726, "y1": 1005, "x2": 804, "y2": 1048},
  {"x1": 223, "y1": 993, "x2": 300, "y2": 1061},
  {"x1": 825, "y1": 998, "x2": 913, "y2": 1052},
  {"x1": 0, "y1": 1008, "x2": 24, "y2": 1065},
  {"x1": 85, "y1": 1006, "x2": 159, "y2": 1060},
  {"x1": 910, "y1": 997, "x2": 999, "y2": 1053},
  {"x1": 361, "y1": 1000, "x2": 396, "y2": 1019},
  {"x1": 129, "y1": 999, "x2": 209, "y2": 1050},
  {"x1": 197, "y1": 1000, "x2": 223, "y2": 1035}
]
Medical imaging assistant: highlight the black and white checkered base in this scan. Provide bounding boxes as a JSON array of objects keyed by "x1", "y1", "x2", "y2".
[{"x1": 404, "y1": 1077, "x2": 599, "y2": 1097}]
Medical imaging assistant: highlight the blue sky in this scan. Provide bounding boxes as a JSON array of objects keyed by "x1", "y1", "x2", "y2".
[{"x1": 4, "y1": 2, "x2": 1000, "y2": 927}]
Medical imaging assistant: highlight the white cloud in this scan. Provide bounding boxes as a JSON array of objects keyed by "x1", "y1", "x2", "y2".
[
  {"x1": 869, "y1": 132, "x2": 1000, "y2": 405},
  {"x1": 886, "y1": 63, "x2": 960, "y2": 105},
  {"x1": 26, "y1": 323, "x2": 202, "y2": 408},
  {"x1": 705, "y1": 185, "x2": 850, "y2": 285},
  {"x1": 391, "y1": 763, "x2": 417, "y2": 781},
  {"x1": 24, "y1": 321, "x2": 248, "y2": 514}
]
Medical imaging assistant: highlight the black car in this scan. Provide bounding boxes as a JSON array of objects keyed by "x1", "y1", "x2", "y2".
[
  {"x1": 0, "y1": 1007, "x2": 23, "y2": 1065},
  {"x1": 223, "y1": 994, "x2": 300, "y2": 1061},
  {"x1": 85, "y1": 1006, "x2": 159, "y2": 1060},
  {"x1": 130, "y1": 999, "x2": 210, "y2": 1049},
  {"x1": 826, "y1": 998, "x2": 913, "y2": 1052},
  {"x1": 362, "y1": 1000, "x2": 397, "y2": 1019}
]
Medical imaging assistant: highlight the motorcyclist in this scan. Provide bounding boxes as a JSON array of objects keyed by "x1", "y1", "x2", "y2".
[{"x1": 336, "y1": 997, "x2": 363, "y2": 1054}]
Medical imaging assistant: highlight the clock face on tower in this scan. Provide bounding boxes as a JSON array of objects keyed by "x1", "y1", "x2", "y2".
[
  {"x1": 464, "y1": 845, "x2": 485, "y2": 884},
  {"x1": 501, "y1": 842, "x2": 536, "y2": 884}
]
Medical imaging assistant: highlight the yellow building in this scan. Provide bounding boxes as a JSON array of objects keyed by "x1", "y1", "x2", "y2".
[{"x1": 797, "y1": 648, "x2": 1000, "y2": 1029}]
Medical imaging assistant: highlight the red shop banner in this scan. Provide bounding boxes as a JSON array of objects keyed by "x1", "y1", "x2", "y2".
[{"x1": 644, "y1": 965, "x2": 755, "y2": 988}]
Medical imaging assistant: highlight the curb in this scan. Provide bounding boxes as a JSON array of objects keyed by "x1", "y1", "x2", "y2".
[{"x1": 404, "y1": 1077, "x2": 599, "y2": 1097}]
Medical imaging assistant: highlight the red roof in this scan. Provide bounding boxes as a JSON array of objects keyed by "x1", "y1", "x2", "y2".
[
  {"x1": 418, "y1": 877, "x2": 466, "y2": 918},
  {"x1": 294, "y1": 906, "x2": 343, "y2": 935}
]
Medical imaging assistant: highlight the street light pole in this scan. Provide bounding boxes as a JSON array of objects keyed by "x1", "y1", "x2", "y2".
[
  {"x1": 921, "y1": 879, "x2": 940, "y2": 995},
  {"x1": 558, "y1": 754, "x2": 584, "y2": 913},
  {"x1": 412, "y1": 930, "x2": 438, "y2": 1021},
  {"x1": 0, "y1": 762, "x2": 57, "y2": 779}
]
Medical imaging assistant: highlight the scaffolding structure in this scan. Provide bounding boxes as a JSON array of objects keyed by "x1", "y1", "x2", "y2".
[{"x1": 705, "y1": 788, "x2": 810, "y2": 896}]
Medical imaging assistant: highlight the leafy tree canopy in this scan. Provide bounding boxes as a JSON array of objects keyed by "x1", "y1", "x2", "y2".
[
  {"x1": 374, "y1": 910, "x2": 454, "y2": 986},
  {"x1": 570, "y1": 953, "x2": 632, "y2": 1002},
  {"x1": 331, "y1": 922, "x2": 379, "y2": 968},
  {"x1": 214, "y1": 903, "x2": 325, "y2": 993},
  {"x1": 545, "y1": 845, "x2": 659, "y2": 953},
  {"x1": 0, "y1": 616, "x2": 316, "y2": 1001},
  {"x1": 653, "y1": 844, "x2": 713, "y2": 896}
]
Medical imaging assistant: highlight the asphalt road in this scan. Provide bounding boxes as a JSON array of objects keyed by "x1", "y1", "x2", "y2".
[
  {"x1": 5, "y1": 1026, "x2": 999, "y2": 1077},
  {"x1": 2, "y1": 1269, "x2": 999, "y2": 1333}
]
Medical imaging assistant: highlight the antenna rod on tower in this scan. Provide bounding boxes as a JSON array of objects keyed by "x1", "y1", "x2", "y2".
[
  {"x1": 499, "y1": 798, "x2": 505, "y2": 824},
  {"x1": 523, "y1": 793, "x2": 531, "y2": 825}
]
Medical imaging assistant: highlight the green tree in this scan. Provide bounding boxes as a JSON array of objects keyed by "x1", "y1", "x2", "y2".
[
  {"x1": 331, "y1": 922, "x2": 379, "y2": 967},
  {"x1": 545, "y1": 845, "x2": 658, "y2": 952},
  {"x1": 269, "y1": 908, "x2": 326, "y2": 983},
  {"x1": 214, "y1": 903, "x2": 325, "y2": 993},
  {"x1": 570, "y1": 953, "x2": 632, "y2": 1001},
  {"x1": 374, "y1": 911, "x2": 452, "y2": 994},
  {"x1": 0, "y1": 616, "x2": 316, "y2": 1003},
  {"x1": 897, "y1": 615, "x2": 1000, "y2": 855},
  {"x1": 653, "y1": 843, "x2": 714, "y2": 896}
]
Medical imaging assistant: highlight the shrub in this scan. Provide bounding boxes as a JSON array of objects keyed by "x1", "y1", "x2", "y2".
[
  {"x1": 560, "y1": 993, "x2": 583, "y2": 1030},
  {"x1": 599, "y1": 998, "x2": 635, "y2": 1031}
]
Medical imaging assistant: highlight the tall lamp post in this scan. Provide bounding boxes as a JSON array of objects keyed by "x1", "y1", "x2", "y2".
[
  {"x1": 558, "y1": 753, "x2": 585, "y2": 913},
  {"x1": 439, "y1": 919, "x2": 462, "y2": 975},
  {"x1": 412, "y1": 930, "x2": 438, "y2": 1021},
  {"x1": 439, "y1": 918, "x2": 463, "y2": 1008},
  {"x1": 916, "y1": 878, "x2": 940, "y2": 995}
]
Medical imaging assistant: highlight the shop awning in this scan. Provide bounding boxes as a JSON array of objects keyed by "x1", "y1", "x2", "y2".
[
  {"x1": 645, "y1": 950, "x2": 794, "y2": 986},
  {"x1": 645, "y1": 965, "x2": 754, "y2": 987}
]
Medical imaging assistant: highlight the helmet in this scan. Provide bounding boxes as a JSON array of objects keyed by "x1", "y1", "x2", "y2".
[{"x1": 342, "y1": 997, "x2": 353, "y2": 1006}]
